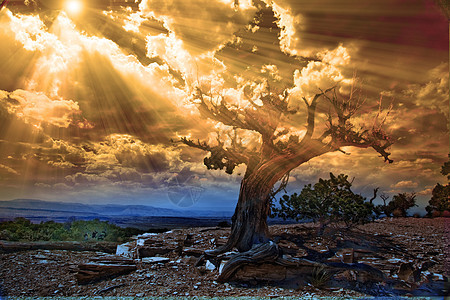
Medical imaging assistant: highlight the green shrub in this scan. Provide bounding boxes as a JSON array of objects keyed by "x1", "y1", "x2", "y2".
[
  {"x1": 426, "y1": 156, "x2": 450, "y2": 217},
  {"x1": 385, "y1": 192, "x2": 417, "y2": 217},
  {"x1": 0, "y1": 218, "x2": 143, "y2": 242},
  {"x1": 273, "y1": 173, "x2": 376, "y2": 234}
]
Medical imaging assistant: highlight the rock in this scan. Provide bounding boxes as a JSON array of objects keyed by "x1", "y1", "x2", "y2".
[
  {"x1": 116, "y1": 242, "x2": 135, "y2": 258},
  {"x1": 184, "y1": 234, "x2": 194, "y2": 246},
  {"x1": 353, "y1": 249, "x2": 374, "y2": 260},
  {"x1": 197, "y1": 266, "x2": 207, "y2": 275},
  {"x1": 205, "y1": 260, "x2": 216, "y2": 271},
  {"x1": 183, "y1": 247, "x2": 204, "y2": 257},
  {"x1": 398, "y1": 262, "x2": 414, "y2": 278},
  {"x1": 37, "y1": 260, "x2": 49, "y2": 264},
  {"x1": 75, "y1": 262, "x2": 136, "y2": 284},
  {"x1": 342, "y1": 249, "x2": 355, "y2": 264},
  {"x1": 138, "y1": 246, "x2": 175, "y2": 258},
  {"x1": 420, "y1": 260, "x2": 436, "y2": 272},
  {"x1": 278, "y1": 240, "x2": 301, "y2": 256},
  {"x1": 135, "y1": 233, "x2": 158, "y2": 239},
  {"x1": 141, "y1": 257, "x2": 170, "y2": 264}
]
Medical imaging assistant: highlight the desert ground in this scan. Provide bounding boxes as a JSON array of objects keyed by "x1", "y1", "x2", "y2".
[{"x1": 0, "y1": 217, "x2": 448, "y2": 298}]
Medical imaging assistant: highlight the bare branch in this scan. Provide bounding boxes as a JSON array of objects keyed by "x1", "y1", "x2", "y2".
[
  {"x1": 270, "y1": 172, "x2": 290, "y2": 200},
  {"x1": 369, "y1": 187, "x2": 379, "y2": 204}
]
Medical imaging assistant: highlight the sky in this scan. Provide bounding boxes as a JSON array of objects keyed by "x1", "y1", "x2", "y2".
[{"x1": 0, "y1": 0, "x2": 448, "y2": 212}]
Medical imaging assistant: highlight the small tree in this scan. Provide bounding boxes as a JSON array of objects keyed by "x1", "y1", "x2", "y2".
[
  {"x1": 273, "y1": 173, "x2": 376, "y2": 234},
  {"x1": 426, "y1": 155, "x2": 450, "y2": 217},
  {"x1": 386, "y1": 192, "x2": 417, "y2": 217},
  {"x1": 426, "y1": 184, "x2": 450, "y2": 216},
  {"x1": 374, "y1": 193, "x2": 392, "y2": 217}
]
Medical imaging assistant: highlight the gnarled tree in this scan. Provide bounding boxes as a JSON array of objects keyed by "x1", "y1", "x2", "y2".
[{"x1": 180, "y1": 81, "x2": 392, "y2": 254}]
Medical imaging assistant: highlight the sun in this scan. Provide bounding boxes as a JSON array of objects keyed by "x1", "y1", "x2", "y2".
[{"x1": 64, "y1": 0, "x2": 83, "y2": 16}]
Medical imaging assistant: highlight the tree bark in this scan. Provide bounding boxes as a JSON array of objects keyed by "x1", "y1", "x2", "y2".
[
  {"x1": 207, "y1": 159, "x2": 291, "y2": 254},
  {"x1": 229, "y1": 176, "x2": 273, "y2": 252}
]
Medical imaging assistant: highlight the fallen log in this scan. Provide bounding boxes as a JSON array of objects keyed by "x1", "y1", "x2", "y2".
[
  {"x1": 75, "y1": 256, "x2": 136, "y2": 284},
  {"x1": 0, "y1": 240, "x2": 118, "y2": 254}
]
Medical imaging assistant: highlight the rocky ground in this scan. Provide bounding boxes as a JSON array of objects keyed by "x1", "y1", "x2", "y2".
[{"x1": 0, "y1": 217, "x2": 448, "y2": 298}]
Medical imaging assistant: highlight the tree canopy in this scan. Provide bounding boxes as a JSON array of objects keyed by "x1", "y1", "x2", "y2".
[{"x1": 273, "y1": 173, "x2": 376, "y2": 232}]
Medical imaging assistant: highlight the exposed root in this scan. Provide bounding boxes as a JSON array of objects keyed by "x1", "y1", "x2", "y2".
[
  {"x1": 216, "y1": 241, "x2": 385, "y2": 285},
  {"x1": 218, "y1": 241, "x2": 280, "y2": 282}
]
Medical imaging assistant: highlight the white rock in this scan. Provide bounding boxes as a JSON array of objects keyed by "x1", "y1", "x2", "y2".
[
  {"x1": 137, "y1": 233, "x2": 158, "y2": 238},
  {"x1": 387, "y1": 258, "x2": 404, "y2": 263},
  {"x1": 141, "y1": 257, "x2": 170, "y2": 264},
  {"x1": 136, "y1": 239, "x2": 145, "y2": 246},
  {"x1": 116, "y1": 242, "x2": 135, "y2": 258},
  {"x1": 205, "y1": 260, "x2": 216, "y2": 271}
]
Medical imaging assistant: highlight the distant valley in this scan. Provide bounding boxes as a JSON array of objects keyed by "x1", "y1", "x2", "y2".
[
  {"x1": 0, "y1": 199, "x2": 295, "y2": 230},
  {"x1": 0, "y1": 199, "x2": 234, "y2": 229}
]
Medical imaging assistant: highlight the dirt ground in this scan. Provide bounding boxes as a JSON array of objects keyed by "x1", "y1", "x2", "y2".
[{"x1": 0, "y1": 217, "x2": 448, "y2": 298}]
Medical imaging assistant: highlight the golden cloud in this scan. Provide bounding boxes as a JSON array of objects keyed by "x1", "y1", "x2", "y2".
[{"x1": 2, "y1": 89, "x2": 82, "y2": 128}]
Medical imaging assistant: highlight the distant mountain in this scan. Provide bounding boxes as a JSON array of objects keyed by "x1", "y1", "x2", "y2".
[{"x1": 0, "y1": 199, "x2": 233, "y2": 220}]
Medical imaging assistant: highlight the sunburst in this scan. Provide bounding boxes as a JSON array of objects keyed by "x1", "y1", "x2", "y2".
[{"x1": 64, "y1": 0, "x2": 83, "y2": 16}]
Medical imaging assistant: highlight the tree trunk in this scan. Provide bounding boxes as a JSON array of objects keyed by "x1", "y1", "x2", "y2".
[
  {"x1": 207, "y1": 166, "x2": 284, "y2": 254},
  {"x1": 229, "y1": 176, "x2": 273, "y2": 252},
  {"x1": 205, "y1": 142, "x2": 332, "y2": 256}
]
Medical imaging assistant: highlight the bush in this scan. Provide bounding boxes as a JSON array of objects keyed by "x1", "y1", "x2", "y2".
[
  {"x1": 217, "y1": 220, "x2": 231, "y2": 228},
  {"x1": 0, "y1": 218, "x2": 143, "y2": 242},
  {"x1": 426, "y1": 183, "x2": 450, "y2": 217},
  {"x1": 385, "y1": 193, "x2": 417, "y2": 217},
  {"x1": 426, "y1": 155, "x2": 450, "y2": 217},
  {"x1": 273, "y1": 173, "x2": 376, "y2": 234}
]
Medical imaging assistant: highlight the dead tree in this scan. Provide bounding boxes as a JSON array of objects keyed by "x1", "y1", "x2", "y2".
[{"x1": 180, "y1": 82, "x2": 393, "y2": 254}]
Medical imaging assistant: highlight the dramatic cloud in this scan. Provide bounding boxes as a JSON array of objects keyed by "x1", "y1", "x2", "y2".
[
  {"x1": 288, "y1": 44, "x2": 352, "y2": 109},
  {"x1": 391, "y1": 180, "x2": 419, "y2": 189},
  {"x1": 405, "y1": 62, "x2": 449, "y2": 120},
  {"x1": 0, "y1": 164, "x2": 19, "y2": 176},
  {"x1": 271, "y1": 1, "x2": 301, "y2": 56},
  {"x1": 0, "y1": 1, "x2": 447, "y2": 212},
  {"x1": 139, "y1": 0, "x2": 256, "y2": 54},
  {"x1": 1, "y1": 89, "x2": 83, "y2": 128}
]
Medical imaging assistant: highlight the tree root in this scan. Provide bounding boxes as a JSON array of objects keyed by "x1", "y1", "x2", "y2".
[
  {"x1": 216, "y1": 241, "x2": 385, "y2": 284},
  {"x1": 218, "y1": 241, "x2": 280, "y2": 282}
]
